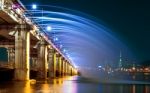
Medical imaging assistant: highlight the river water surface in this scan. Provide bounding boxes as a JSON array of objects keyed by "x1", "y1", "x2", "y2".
[{"x1": 0, "y1": 76, "x2": 150, "y2": 93}]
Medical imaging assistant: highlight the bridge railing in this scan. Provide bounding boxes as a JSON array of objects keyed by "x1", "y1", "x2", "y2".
[
  {"x1": 0, "y1": 0, "x2": 3, "y2": 9},
  {"x1": 0, "y1": 0, "x2": 40, "y2": 34},
  {"x1": 0, "y1": 0, "x2": 21, "y2": 23},
  {"x1": 0, "y1": 0, "x2": 31, "y2": 24}
]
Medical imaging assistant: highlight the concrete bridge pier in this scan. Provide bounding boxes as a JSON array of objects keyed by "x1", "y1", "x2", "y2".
[
  {"x1": 68, "y1": 64, "x2": 73, "y2": 76},
  {"x1": 66, "y1": 61, "x2": 68, "y2": 75},
  {"x1": 7, "y1": 48, "x2": 15, "y2": 65},
  {"x1": 58, "y1": 56, "x2": 62, "y2": 77},
  {"x1": 69, "y1": 66, "x2": 72, "y2": 76},
  {"x1": 68, "y1": 64, "x2": 72, "y2": 76},
  {"x1": 62, "y1": 59, "x2": 65, "y2": 76},
  {"x1": 30, "y1": 57, "x2": 38, "y2": 69},
  {"x1": 63, "y1": 60, "x2": 66, "y2": 76},
  {"x1": 37, "y1": 40, "x2": 48, "y2": 79},
  {"x1": 66, "y1": 61, "x2": 69, "y2": 76},
  {"x1": 64, "y1": 60, "x2": 68, "y2": 76},
  {"x1": 14, "y1": 27, "x2": 30, "y2": 81},
  {"x1": 48, "y1": 49, "x2": 57, "y2": 78},
  {"x1": 73, "y1": 68, "x2": 78, "y2": 75},
  {"x1": 68, "y1": 63, "x2": 71, "y2": 75},
  {"x1": 72, "y1": 68, "x2": 76, "y2": 75},
  {"x1": 55, "y1": 53, "x2": 59, "y2": 77}
]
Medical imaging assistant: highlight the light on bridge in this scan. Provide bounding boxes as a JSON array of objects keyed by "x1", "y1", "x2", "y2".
[
  {"x1": 60, "y1": 44, "x2": 63, "y2": 48},
  {"x1": 98, "y1": 66, "x2": 102, "y2": 68},
  {"x1": 54, "y1": 37, "x2": 58, "y2": 41},
  {"x1": 32, "y1": 4, "x2": 37, "y2": 9},
  {"x1": 46, "y1": 25, "x2": 52, "y2": 31},
  {"x1": 63, "y1": 49, "x2": 66, "y2": 52}
]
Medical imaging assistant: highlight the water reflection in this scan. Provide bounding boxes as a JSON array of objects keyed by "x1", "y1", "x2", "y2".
[
  {"x1": 63, "y1": 77, "x2": 77, "y2": 93},
  {"x1": 100, "y1": 84, "x2": 150, "y2": 93},
  {"x1": 145, "y1": 86, "x2": 150, "y2": 93},
  {"x1": 23, "y1": 81, "x2": 32, "y2": 93},
  {"x1": 0, "y1": 76, "x2": 150, "y2": 93},
  {"x1": 132, "y1": 85, "x2": 135, "y2": 93}
]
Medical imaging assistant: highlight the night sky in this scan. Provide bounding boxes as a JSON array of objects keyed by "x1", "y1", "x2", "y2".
[{"x1": 20, "y1": 0, "x2": 150, "y2": 63}]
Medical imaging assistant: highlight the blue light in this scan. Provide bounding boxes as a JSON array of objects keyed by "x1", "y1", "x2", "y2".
[
  {"x1": 60, "y1": 44, "x2": 63, "y2": 48},
  {"x1": 67, "y1": 55, "x2": 70, "y2": 58},
  {"x1": 54, "y1": 37, "x2": 58, "y2": 41},
  {"x1": 63, "y1": 49, "x2": 66, "y2": 52},
  {"x1": 32, "y1": 4, "x2": 37, "y2": 9},
  {"x1": 98, "y1": 66, "x2": 102, "y2": 68},
  {"x1": 46, "y1": 26, "x2": 52, "y2": 31}
]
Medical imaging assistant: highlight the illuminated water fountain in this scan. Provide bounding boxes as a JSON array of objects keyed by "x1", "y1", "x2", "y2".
[{"x1": 25, "y1": 5, "x2": 135, "y2": 78}]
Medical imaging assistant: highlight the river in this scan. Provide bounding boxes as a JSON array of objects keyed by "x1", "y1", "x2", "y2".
[{"x1": 0, "y1": 75, "x2": 150, "y2": 93}]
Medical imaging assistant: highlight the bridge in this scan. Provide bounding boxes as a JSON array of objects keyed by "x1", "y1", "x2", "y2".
[{"x1": 0, "y1": 0, "x2": 77, "y2": 80}]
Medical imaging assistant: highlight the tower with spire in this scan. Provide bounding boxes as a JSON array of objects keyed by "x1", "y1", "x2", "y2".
[{"x1": 118, "y1": 51, "x2": 122, "y2": 68}]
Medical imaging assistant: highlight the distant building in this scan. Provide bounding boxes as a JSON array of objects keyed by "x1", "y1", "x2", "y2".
[{"x1": 118, "y1": 51, "x2": 122, "y2": 68}]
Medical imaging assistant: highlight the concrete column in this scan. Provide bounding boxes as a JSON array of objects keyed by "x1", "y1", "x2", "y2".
[
  {"x1": 62, "y1": 59, "x2": 65, "y2": 76},
  {"x1": 58, "y1": 56, "x2": 62, "y2": 77},
  {"x1": 47, "y1": 49, "x2": 52, "y2": 78},
  {"x1": 72, "y1": 68, "x2": 76, "y2": 75},
  {"x1": 7, "y1": 48, "x2": 15, "y2": 65},
  {"x1": 48, "y1": 49, "x2": 57, "y2": 78},
  {"x1": 55, "y1": 53, "x2": 59, "y2": 77},
  {"x1": 66, "y1": 62, "x2": 69, "y2": 75},
  {"x1": 53, "y1": 52, "x2": 57, "y2": 78},
  {"x1": 30, "y1": 57, "x2": 37, "y2": 70},
  {"x1": 69, "y1": 66, "x2": 72, "y2": 76},
  {"x1": 64, "y1": 60, "x2": 67, "y2": 76},
  {"x1": 37, "y1": 41, "x2": 48, "y2": 79},
  {"x1": 7, "y1": 48, "x2": 12, "y2": 62},
  {"x1": 68, "y1": 64, "x2": 72, "y2": 76},
  {"x1": 71, "y1": 66, "x2": 73, "y2": 75},
  {"x1": 14, "y1": 30, "x2": 30, "y2": 80},
  {"x1": 74, "y1": 68, "x2": 78, "y2": 75},
  {"x1": 68, "y1": 65, "x2": 71, "y2": 76},
  {"x1": 48, "y1": 49, "x2": 56, "y2": 78},
  {"x1": 66, "y1": 61, "x2": 69, "y2": 75},
  {"x1": 72, "y1": 68, "x2": 74, "y2": 75},
  {"x1": 32, "y1": 58, "x2": 37, "y2": 67}
]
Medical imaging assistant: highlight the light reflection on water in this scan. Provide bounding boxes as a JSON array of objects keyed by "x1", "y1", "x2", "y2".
[{"x1": 0, "y1": 76, "x2": 150, "y2": 93}]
